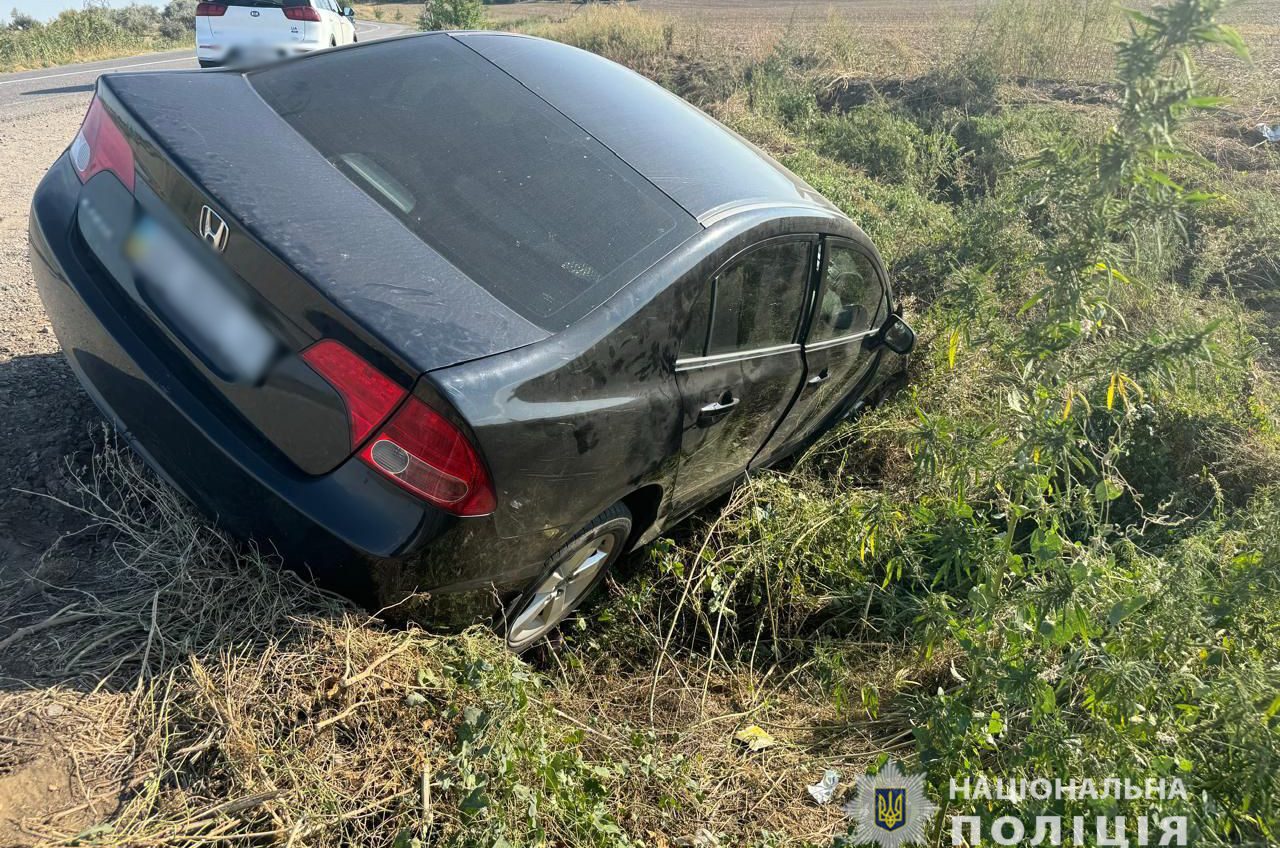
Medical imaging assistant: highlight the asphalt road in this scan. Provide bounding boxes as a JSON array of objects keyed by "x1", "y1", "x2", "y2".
[{"x1": 0, "y1": 18, "x2": 411, "y2": 114}]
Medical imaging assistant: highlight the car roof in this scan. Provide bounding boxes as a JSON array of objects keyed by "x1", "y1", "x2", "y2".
[
  {"x1": 105, "y1": 33, "x2": 855, "y2": 369},
  {"x1": 437, "y1": 32, "x2": 842, "y2": 225}
]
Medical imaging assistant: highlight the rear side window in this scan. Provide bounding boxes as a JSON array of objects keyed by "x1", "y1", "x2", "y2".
[
  {"x1": 249, "y1": 36, "x2": 694, "y2": 330},
  {"x1": 706, "y1": 240, "x2": 810, "y2": 355},
  {"x1": 809, "y1": 244, "x2": 886, "y2": 343}
]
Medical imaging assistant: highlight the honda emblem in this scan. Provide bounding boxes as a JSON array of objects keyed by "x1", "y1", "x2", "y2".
[{"x1": 198, "y1": 205, "x2": 229, "y2": 253}]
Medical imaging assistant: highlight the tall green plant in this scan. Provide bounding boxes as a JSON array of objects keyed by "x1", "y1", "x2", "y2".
[
  {"x1": 910, "y1": 0, "x2": 1269, "y2": 840},
  {"x1": 418, "y1": 0, "x2": 484, "y2": 32},
  {"x1": 993, "y1": 0, "x2": 1248, "y2": 525}
]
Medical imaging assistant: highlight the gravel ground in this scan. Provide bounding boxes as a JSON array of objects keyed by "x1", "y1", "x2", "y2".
[
  {"x1": 0, "y1": 94, "x2": 99, "y2": 577},
  {"x1": 0, "y1": 92, "x2": 99, "y2": 847}
]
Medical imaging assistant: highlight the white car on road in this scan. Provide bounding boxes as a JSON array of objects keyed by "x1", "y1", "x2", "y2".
[{"x1": 196, "y1": 0, "x2": 358, "y2": 68}]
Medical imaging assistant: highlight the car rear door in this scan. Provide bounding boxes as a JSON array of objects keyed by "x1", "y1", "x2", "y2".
[
  {"x1": 329, "y1": 0, "x2": 354, "y2": 43},
  {"x1": 758, "y1": 237, "x2": 890, "y2": 460},
  {"x1": 671, "y1": 237, "x2": 814, "y2": 512},
  {"x1": 314, "y1": 0, "x2": 341, "y2": 43}
]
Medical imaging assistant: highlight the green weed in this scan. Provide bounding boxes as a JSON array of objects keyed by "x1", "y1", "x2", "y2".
[
  {"x1": 419, "y1": 0, "x2": 485, "y2": 32},
  {"x1": 0, "y1": 2, "x2": 193, "y2": 72}
]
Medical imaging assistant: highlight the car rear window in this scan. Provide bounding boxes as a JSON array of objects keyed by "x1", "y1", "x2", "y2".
[
  {"x1": 249, "y1": 35, "x2": 695, "y2": 329},
  {"x1": 222, "y1": 0, "x2": 309, "y2": 7}
]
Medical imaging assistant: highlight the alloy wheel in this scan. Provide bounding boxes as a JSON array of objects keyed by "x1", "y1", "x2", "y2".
[{"x1": 506, "y1": 522, "x2": 626, "y2": 650}]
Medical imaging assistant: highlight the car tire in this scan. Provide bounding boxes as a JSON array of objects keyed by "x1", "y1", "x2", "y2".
[
  {"x1": 197, "y1": 59, "x2": 217, "y2": 68},
  {"x1": 503, "y1": 503, "x2": 631, "y2": 652}
]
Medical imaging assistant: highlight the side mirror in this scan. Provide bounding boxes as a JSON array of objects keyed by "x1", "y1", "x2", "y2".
[
  {"x1": 342, "y1": 6, "x2": 354, "y2": 16},
  {"x1": 871, "y1": 313, "x2": 916, "y2": 355}
]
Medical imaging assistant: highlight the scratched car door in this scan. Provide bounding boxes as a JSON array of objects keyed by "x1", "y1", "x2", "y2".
[
  {"x1": 760, "y1": 237, "x2": 889, "y2": 461},
  {"x1": 670, "y1": 237, "x2": 813, "y2": 512}
]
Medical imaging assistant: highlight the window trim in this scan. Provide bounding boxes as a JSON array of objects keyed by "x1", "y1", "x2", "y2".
[
  {"x1": 675, "y1": 234, "x2": 818, "y2": 368},
  {"x1": 805, "y1": 329, "x2": 880, "y2": 352},
  {"x1": 803, "y1": 236, "x2": 891, "y2": 349},
  {"x1": 675, "y1": 343, "x2": 802, "y2": 373}
]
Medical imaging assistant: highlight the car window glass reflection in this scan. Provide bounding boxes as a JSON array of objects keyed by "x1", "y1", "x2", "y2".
[
  {"x1": 249, "y1": 37, "x2": 687, "y2": 330},
  {"x1": 809, "y1": 245, "x2": 885, "y2": 343},
  {"x1": 680, "y1": 283, "x2": 712, "y2": 359},
  {"x1": 707, "y1": 241, "x2": 809, "y2": 355}
]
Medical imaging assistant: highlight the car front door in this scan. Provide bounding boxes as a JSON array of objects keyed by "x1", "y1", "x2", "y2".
[
  {"x1": 671, "y1": 237, "x2": 814, "y2": 512},
  {"x1": 335, "y1": 0, "x2": 354, "y2": 42},
  {"x1": 757, "y1": 237, "x2": 890, "y2": 461}
]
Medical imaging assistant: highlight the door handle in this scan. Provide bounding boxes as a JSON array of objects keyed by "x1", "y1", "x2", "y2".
[
  {"x1": 697, "y1": 394, "x2": 740, "y2": 427},
  {"x1": 807, "y1": 368, "x2": 830, "y2": 386}
]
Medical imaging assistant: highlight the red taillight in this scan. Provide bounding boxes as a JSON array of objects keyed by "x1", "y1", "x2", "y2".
[
  {"x1": 301, "y1": 340, "x2": 495, "y2": 516},
  {"x1": 359, "y1": 398, "x2": 496, "y2": 516},
  {"x1": 69, "y1": 96, "x2": 134, "y2": 192},
  {"x1": 195, "y1": 2, "x2": 227, "y2": 14},
  {"x1": 301, "y1": 340, "x2": 406, "y2": 446},
  {"x1": 283, "y1": 5, "x2": 321, "y2": 21}
]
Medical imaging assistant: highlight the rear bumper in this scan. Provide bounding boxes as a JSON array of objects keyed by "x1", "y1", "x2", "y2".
[
  {"x1": 29, "y1": 156, "x2": 548, "y2": 604},
  {"x1": 196, "y1": 40, "x2": 325, "y2": 66}
]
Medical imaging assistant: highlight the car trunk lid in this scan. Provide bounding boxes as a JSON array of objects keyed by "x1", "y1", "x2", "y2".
[{"x1": 73, "y1": 74, "x2": 548, "y2": 476}]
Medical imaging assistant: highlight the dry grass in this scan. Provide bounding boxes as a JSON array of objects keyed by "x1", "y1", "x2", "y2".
[
  {"x1": 351, "y1": 0, "x2": 1278, "y2": 110},
  {"x1": 515, "y1": 5, "x2": 675, "y2": 74},
  {"x1": 0, "y1": 43, "x2": 182, "y2": 74},
  {"x1": 0, "y1": 437, "x2": 928, "y2": 845},
  {"x1": 353, "y1": 0, "x2": 976, "y2": 71},
  {"x1": 0, "y1": 5, "x2": 193, "y2": 74},
  {"x1": 350, "y1": 1, "x2": 416, "y2": 25},
  {"x1": 1, "y1": 439, "x2": 470, "y2": 845},
  {"x1": 963, "y1": 0, "x2": 1123, "y2": 80}
]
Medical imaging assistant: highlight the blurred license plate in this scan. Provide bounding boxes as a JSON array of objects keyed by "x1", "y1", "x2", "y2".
[{"x1": 126, "y1": 216, "x2": 276, "y2": 383}]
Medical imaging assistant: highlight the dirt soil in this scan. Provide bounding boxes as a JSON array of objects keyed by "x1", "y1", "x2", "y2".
[
  {"x1": 0, "y1": 96, "x2": 100, "y2": 555},
  {"x1": 0, "y1": 93, "x2": 106, "y2": 846}
]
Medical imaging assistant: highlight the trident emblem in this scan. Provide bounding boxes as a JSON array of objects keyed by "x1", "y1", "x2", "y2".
[{"x1": 874, "y1": 787, "x2": 906, "y2": 831}]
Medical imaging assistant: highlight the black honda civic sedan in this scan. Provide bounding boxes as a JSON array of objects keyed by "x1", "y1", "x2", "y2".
[{"x1": 29, "y1": 31, "x2": 914, "y2": 650}]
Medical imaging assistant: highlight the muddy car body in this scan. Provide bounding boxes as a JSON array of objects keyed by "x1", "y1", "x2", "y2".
[{"x1": 29, "y1": 32, "x2": 913, "y2": 648}]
